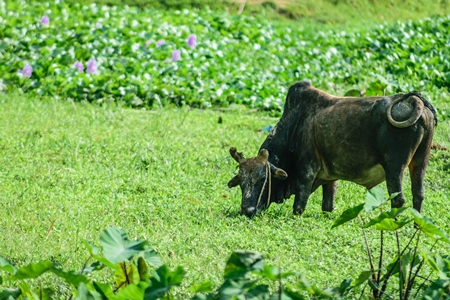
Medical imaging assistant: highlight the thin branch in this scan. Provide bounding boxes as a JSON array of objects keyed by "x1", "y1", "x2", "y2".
[
  {"x1": 405, "y1": 232, "x2": 421, "y2": 300},
  {"x1": 123, "y1": 262, "x2": 130, "y2": 285},
  {"x1": 79, "y1": 255, "x2": 92, "y2": 275},
  {"x1": 413, "y1": 271, "x2": 433, "y2": 299},
  {"x1": 358, "y1": 281, "x2": 368, "y2": 300},
  {"x1": 396, "y1": 230, "x2": 404, "y2": 300},
  {"x1": 359, "y1": 217, "x2": 376, "y2": 274},
  {"x1": 380, "y1": 229, "x2": 419, "y2": 297},
  {"x1": 359, "y1": 216, "x2": 377, "y2": 297},
  {"x1": 412, "y1": 240, "x2": 439, "y2": 299},
  {"x1": 375, "y1": 230, "x2": 384, "y2": 298}
]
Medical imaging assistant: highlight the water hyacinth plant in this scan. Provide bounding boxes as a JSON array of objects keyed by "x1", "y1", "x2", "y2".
[
  {"x1": 1, "y1": 0, "x2": 450, "y2": 115},
  {"x1": 187, "y1": 34, "x2": 196, "y2": 48},
  {"x1": 86, "y1": 59, "x2": 97, "y2": 74},
  {"x1": 17, "y1": 65, "x2": 33, "y2": 78},
  {"x1": 41, "y1": 15, "x2": 49, "y2": 26},
  {"x1": 171, "y1": 49, "x2": 181, "y2": 61},
  {"x1": 74, "y1": 61, "x2": 84, "y2": 73}
]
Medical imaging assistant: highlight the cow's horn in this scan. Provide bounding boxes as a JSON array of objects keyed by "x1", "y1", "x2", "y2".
[
  {"x1": 230, "y1": 147, "x2": 245, "y2": 163},
  {"x1": 387, "y1": 95, "x2": 424, "y2": 128},
  {"x1": 258, "y1": 149, "x2": 269, "y2": 162}
]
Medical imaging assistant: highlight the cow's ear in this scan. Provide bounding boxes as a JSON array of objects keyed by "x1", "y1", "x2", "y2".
[
  {"x1": 273, "y1": 168, "x2": 288, "y2": 180},
  {"x1": 228, "y1": 175, "x2": 240, "y2": 188},
  {"x1": 230, "y1": 147, "x2": 245, "y2": 163}
]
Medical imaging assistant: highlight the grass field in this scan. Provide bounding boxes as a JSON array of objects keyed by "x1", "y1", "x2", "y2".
[
  {"x1": 58, "y1": 0, "x2": 450, "y2": 26},
  {"x1": 0, "y1": 92, "x2": 449, "y2": 297}
]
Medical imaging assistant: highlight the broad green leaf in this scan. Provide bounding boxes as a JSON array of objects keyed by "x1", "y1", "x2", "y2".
[
  {"x1": 100, "y1": 227, "x2": 148, "y2": 264},
  {"x1": 144, "y1": 286, "x2": 171, "y2": 300},
  {"x1": 153, "y1": 265, "x2": 185, "y2": 287},
  {"x1": 374, "y1": 218, "x2": 412, "y2": 231},
  {"x1": 81, "y1": 261, "x2": 105, "y2": 275},
  {"x1": 51, "y1": 268, "x2": 90, "y2": 288},
  {"x1": 420, "y1": 250, "x2": 450, "y2": 280},
  {"x1": 260, "y1": 265, "x2": 280, "y2": 281},
  {"x1": 246, "y1": 285, "x2": 270, "y2": 299},
  {"x1": 143, "y1": 249, "x2": 163, "y2": 268},
  {"x1": 382, "y1": 251, "x2": 421, "y2": 281},
  {"x1": 93, "y1": 281, "x2": 116, "y2": 299},
  {"x1": 338, "y1": 278, "x2": 353, "y2": 295},
  {"x1": 94, "y1": 257, "x2": 117, "y2": 270},
  {"x1": 363, "y1": 207, "x2": 409, "y2": 228},
  {"x1": 190, "y1": 281, "x2": 214, "y2": 293},
  {"x1": 82, "y1": 240, "x2": 100, "y2": 256},
  {"x1": 137, "y1": 257, "x2": 150, "y2": 282},
  {"x1": 364, "y1": 185, "x2": 387, "y2": 212},
  {"x1": 351, "y1": 270, "x2": 372, "y2": 287},
  {"x1": 218, "y1": 279, "x2": 245, "y2": 298},
  {"x1": 0, "y1": 288, "x2": 21, "y2": 300},
  {"x1": 411, "y1": 209, "x2": 450, "y2": 243},
  {"x1": 146, "y1": 264, "x2": 185, "y2": 299},
  {"x1": 421, "y1": 279, "x2": 450, "y2": 299},
  {"x1": 224, "y1": 250, "x2": 265, "y2": 280},
  {"x1": 191, "y1": 294, "x2": 215, "y2": 300},
  {"x1": 115, "y1": 262, "x2": 140, "y2": 288},
  {"x1": 76, "y1": 282, "x2": 103, "y2": 300},
  {"x1": 10, "y1": 261, "x2": 53, "y2": 280},
  {"x1": 331, "y1": 203, "x2": 364, "y2": 229},
  {"x1": 32, "y1": 288, "x2": 54, "y2": 300},
  {"x1": 115, "y1": 282, "x2": 147, "y2": 300},
  {"x1": 0, "y1": 255, "x2": 16, "y2": 275}
]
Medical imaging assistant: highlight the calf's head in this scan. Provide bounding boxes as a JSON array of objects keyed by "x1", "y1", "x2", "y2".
[{"x1": 228, "y1": 147, "x2": 288, "y2": 217}]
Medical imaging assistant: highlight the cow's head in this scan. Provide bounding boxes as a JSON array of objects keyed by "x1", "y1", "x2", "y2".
[{"x1": 228, "y1": 147, "x2": 288, "y2": 217}]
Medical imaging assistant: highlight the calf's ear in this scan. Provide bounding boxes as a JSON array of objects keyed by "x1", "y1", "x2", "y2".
[{"x1": 228, "y1": 175, "x2": 240, "y2": 188}]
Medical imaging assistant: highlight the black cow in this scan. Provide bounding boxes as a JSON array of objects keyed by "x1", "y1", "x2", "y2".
[{"x1": 228, "y1": 81, "x2": 437, "y2": 217}]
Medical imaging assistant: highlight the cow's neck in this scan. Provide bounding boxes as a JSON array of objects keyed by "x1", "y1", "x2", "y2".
[{"x1": 260, "y1": 115, "x2": 294, "y2": 171}]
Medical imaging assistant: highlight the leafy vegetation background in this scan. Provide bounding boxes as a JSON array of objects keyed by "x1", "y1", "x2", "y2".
[{"x1": 2, "y1": 0, "x2": 450, "y2": 117}]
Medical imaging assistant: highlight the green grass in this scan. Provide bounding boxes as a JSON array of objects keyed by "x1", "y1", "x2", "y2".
[
  {"x1": 49, "y1": 0, "x2": 450, "y2": 26},
  {"x1": 1, "y1": 93, "x2": 449, "y2": 297}
]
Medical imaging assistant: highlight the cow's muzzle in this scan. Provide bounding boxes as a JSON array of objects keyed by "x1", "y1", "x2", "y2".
[{"x1": 240, "y1": 206, "x2": 256, "y2": 217}]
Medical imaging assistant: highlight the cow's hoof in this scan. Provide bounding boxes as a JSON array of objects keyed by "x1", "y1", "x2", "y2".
[
  {"x1": 293, "y1": 208, "x2": 304, "y2": 216},
  {"x1": 322, "y1": 211, "x2": 333, "y2": 219}
]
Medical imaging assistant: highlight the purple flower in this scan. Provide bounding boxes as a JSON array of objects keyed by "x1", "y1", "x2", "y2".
[
  {"x1": 96, "y1": 23, "x2": 102, "y2": 29},
  {"x1": 171, "y1": 50, "x2": 181, "y2": 61},
  {"x1": 156, "y1": 40, "x2": 165, "y2": 47},
  {"x1": 145, "y1": 40, "x2": 151, "y2": 47},
  {"x1": 86, "y1": 59, "x2": 97, "y2": 74},
  {"x1": 74, "y1": 61, "x2": 84, "y2": 73},
  {"x1": 187, "y1": 34, "x2": 196, "y2": 49},
  {"x1": 18, "y1": 65, "x2": 33, "y2": 78},
  {"x1": 41, "y1": 16, "x2": 49, "y2": 26}
]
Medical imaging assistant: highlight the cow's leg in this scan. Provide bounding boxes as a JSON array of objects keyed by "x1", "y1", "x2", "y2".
[
  {"x1": 321, "y1": 181, "x2": 337, "y2": 212},
  {"x1": 409, "y1": 164, "x2": 425, "y2": 212},
  {"x1": 293, "y1": 175, "x2": 316, "y2": 216},
  {"x1": 384, "y1": 165, "x2": 406, "y2": 208},
  {"x1": 408, "y1": 138, "x2": 432, "y2": 213}
]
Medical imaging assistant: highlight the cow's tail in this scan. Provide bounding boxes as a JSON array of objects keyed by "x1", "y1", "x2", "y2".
[{"x1": 387, "y1": 91, "x2": 438, "y2": 128}]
